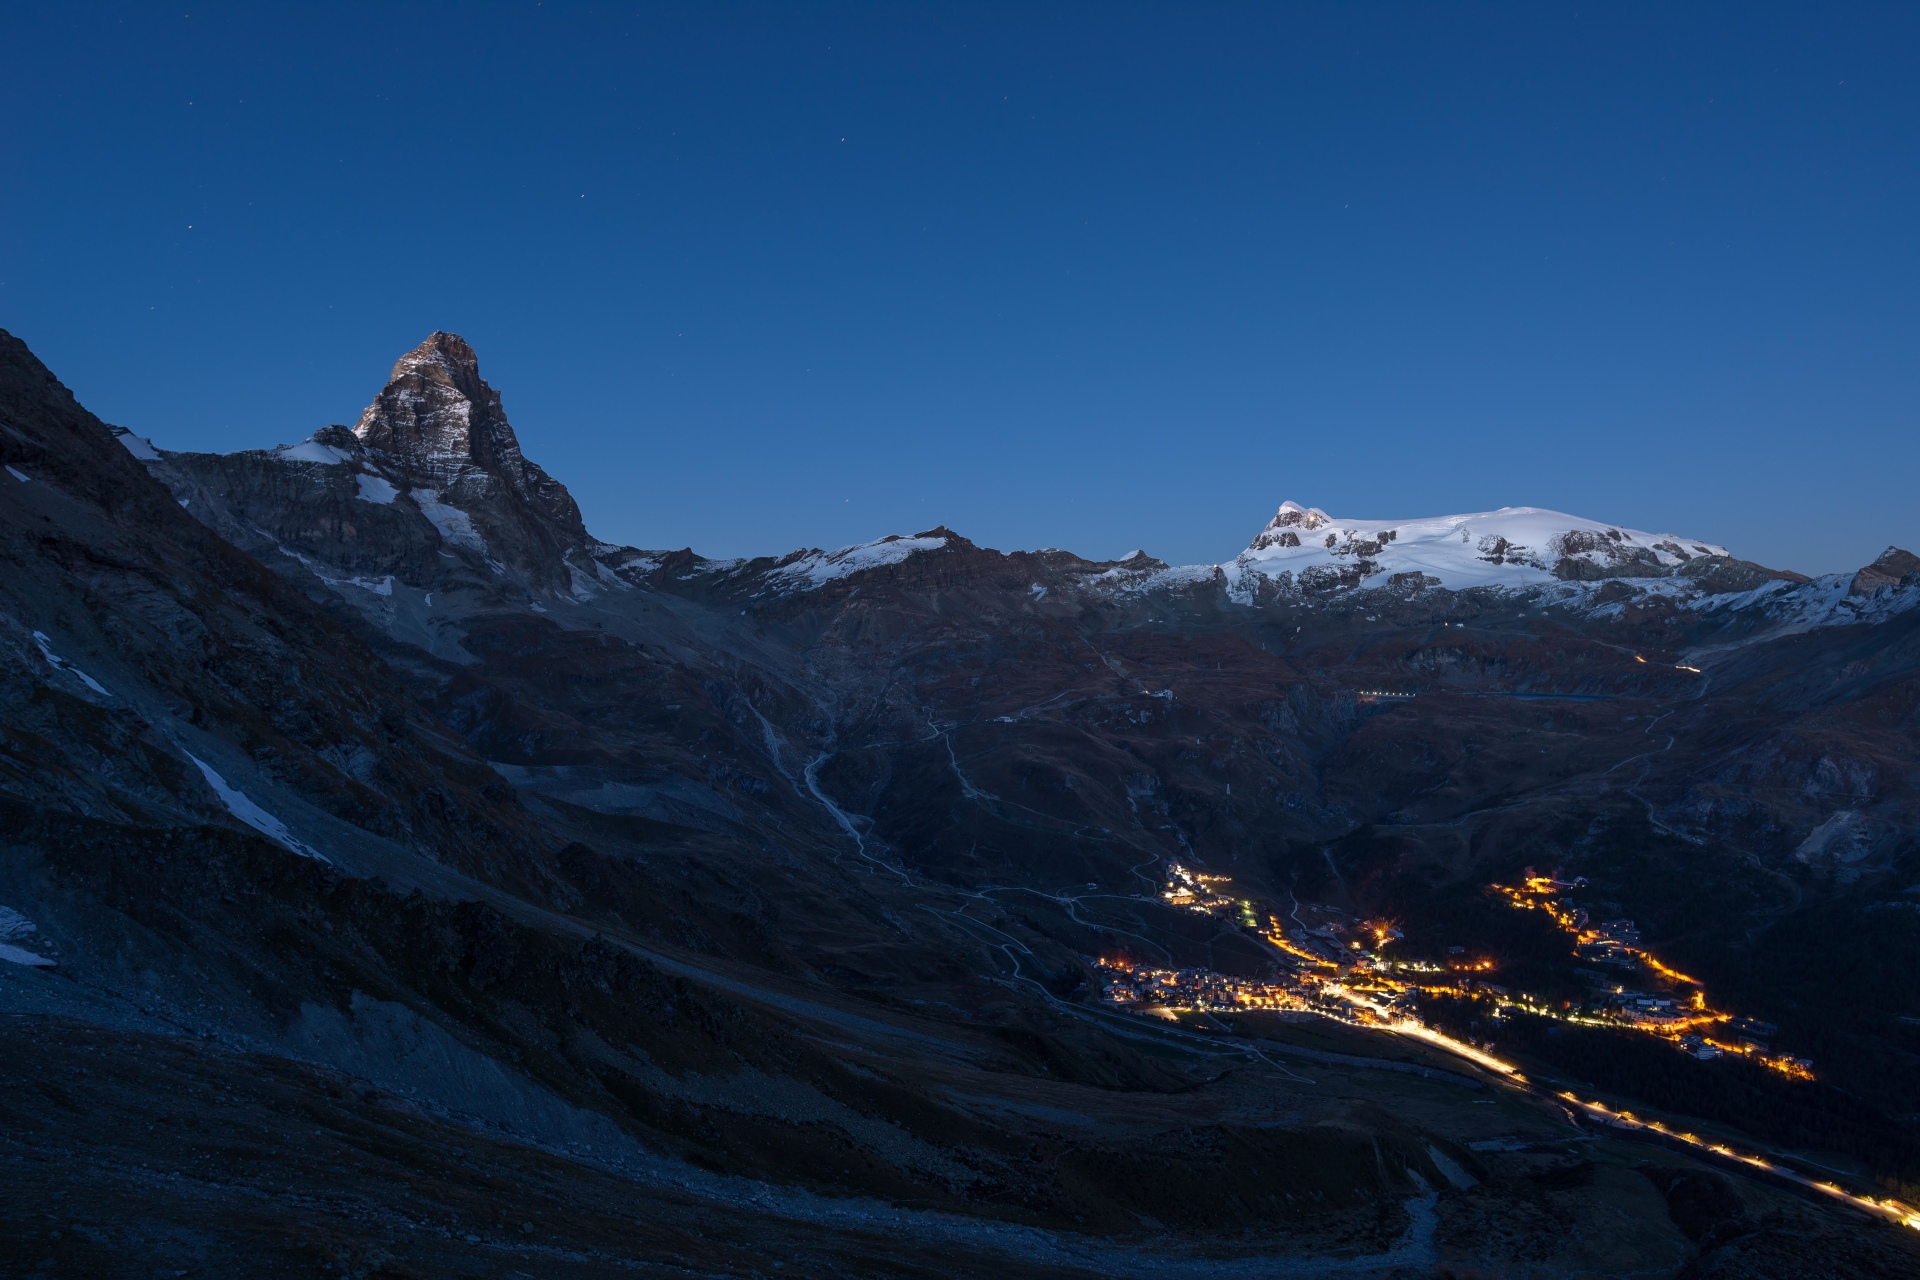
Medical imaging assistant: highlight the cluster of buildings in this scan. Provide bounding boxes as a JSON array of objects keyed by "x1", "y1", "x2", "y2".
[
  {"x1": 1124, "y1": 865, "x2": 1451, "y2": 1017},
  {"x1": 1118, "y1": 859, "x2": 1816, "y2": 1080},
  {"x1": 1604, "y1": 990, "x2": 1709, "y2": 1032},
  {"x1": 1163, "y1": 861, "x2": 1266, "y2": 932},
  {"x1": 1494, "y1": 867, "x2": 1812, "y2": 1077},
  {"x1": 1095, "y1": 960, "x2": 1309, "y2": 1012}
]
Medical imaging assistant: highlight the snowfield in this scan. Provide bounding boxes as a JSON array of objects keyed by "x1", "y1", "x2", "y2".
[
  {"x1": 186, "y1": 753, "x2": 328, "y2": 862},
  {"x1": 1227, "y1": 501, "x2": 1730, "y2": 593},
  {"x1": 768, "y1": 535, "x2": 950, "y2": 589}
]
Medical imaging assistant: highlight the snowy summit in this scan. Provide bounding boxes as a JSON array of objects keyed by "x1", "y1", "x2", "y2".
[{"x1": 1230, "y1": 500, "x2": 1731, "y2": 593}]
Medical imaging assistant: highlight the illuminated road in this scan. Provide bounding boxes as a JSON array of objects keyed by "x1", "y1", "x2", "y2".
[
  {"x1": 1561, "y1": 1094, "x2": 1920, "y2": 1232},
  {"x1": 1335, "y1": 999, "x2": 1920, "y2": 1234}
]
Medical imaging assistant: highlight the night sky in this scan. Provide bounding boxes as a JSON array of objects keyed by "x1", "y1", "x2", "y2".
[{"x1": 3, "y1": 3, "x2": 1915, "y2": 572}]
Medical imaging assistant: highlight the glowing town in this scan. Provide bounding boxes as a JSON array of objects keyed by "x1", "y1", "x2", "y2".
[{"x1": 1094, "y1": 863, "x2": 1815, "y2": 1080}]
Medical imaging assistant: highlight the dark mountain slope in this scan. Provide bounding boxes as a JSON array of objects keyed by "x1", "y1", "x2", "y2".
[{"x1": 0, "y1": 329, "x2": 565, "y2": 893}]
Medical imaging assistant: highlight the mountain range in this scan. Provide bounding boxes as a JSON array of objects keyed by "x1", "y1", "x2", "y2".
[{"x1": 5, "y1": 328, "x2": 1919, "y2": 1278}]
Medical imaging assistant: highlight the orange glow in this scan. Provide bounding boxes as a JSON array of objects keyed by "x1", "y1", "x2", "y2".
[
  {"x1": 1479, "y1": 873, "x2": 1811, "y2": 1069},
  {"x1": 1561, "y1": 1094, "x2": 1911, "y2": 1230},
  {"x1": 1634, "y1": 950, "x2": 1703, "y2": 986},
  {"x1": 1263, "y1": 930, "x2": 1338, "y2": 969}
]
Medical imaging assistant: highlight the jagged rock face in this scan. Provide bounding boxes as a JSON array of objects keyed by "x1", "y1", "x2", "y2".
[
  {"x1": 147, "y1": 333, "x2": 611, "y2": 601},
  {"x1": 0, "y1": 329, "x2": 567, "y2": 892},
  {"x1": 350, "y1": 332, "x2": 592, "y2": 587},
  {"x1": 355, "y1": 333, "x2": 510, "y2": 478},
  {"x1": 355, "y1": 333, "x2": 580, "y2": 526}
]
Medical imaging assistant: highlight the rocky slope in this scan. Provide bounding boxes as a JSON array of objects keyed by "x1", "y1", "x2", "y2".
[{"x1": 8, "y1": 327, "x2": 1920, "y2": 1278}]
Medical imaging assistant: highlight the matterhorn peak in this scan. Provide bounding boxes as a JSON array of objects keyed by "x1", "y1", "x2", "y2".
[
  {"x1": 388, "y1": 330, "x2": 487, "y2": 398},
  {"x1": 345, "y1": 332, "x2": 591, "y2": 586},
  {"x1": 353, "y1": 331, "x2": 528, "y2": 486},
  {"x1": 407, "y1": 330, "x2": 474, "y2": 361}
]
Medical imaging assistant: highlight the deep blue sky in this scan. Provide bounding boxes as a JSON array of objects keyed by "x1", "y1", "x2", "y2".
[{"x1": 3, "y1": 4, "x2": 1915, "y2": 572}]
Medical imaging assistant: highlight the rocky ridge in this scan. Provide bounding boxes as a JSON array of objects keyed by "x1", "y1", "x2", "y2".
[{"x1": 138, "y1": 334, "x2": 1918, "y2": 661}]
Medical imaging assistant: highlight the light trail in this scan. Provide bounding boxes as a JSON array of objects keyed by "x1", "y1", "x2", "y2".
[
  {"x1": 1261, "y1": 926, "x2": 1339, "y2": 969},
  {"x1": 1632, "y1": 950, "x2": 1703, "y2": 986},
  {"x1": 1319, "y1": 989, "x2": 1918, "y2": 1234},
  {"x1": 1325, "y1": 987, "x2": 1524, "y2": 1077},
  {"x1": 1561, "y1": 1094, "x2": 1920, "y2": 1232},
  {"x1": 1372, "y1": 1014, "x2": 1524, "y2": 1077}
]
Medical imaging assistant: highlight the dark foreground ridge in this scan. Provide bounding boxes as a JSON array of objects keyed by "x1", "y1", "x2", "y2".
[{"x1": 4, "y1": 328, "x2": 1920, "y2": 1278}]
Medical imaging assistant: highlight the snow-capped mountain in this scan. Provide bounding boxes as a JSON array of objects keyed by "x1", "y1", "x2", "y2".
[
  {"x1": 705, "y1": 500, "x2": 1765, "y2": 606},
  {"x1": 113, "y1": 335, "x2": 1857, "y2": 630},
  {"x1": 1228, "y1": 500, "x2": 1734, "y2": 593},
  {"x1": 124, "y1": 333, "x2": 1916, "y2": 654}
]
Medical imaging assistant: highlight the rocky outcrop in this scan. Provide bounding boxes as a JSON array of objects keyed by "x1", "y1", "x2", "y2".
[
  {"x1": 1249, "y1": 499, "x2": 1333, "y2": 550},
  {"x1": 1851, "y1": 545, "x2": 1920, "y2": 596}
]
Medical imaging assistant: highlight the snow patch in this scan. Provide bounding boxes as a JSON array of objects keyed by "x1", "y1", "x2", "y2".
[
  {"x1": 1426, "y1": 1145, "x2": 1478, "y2": 1190},
  {"x1": 110, "y1": 426, "x2": 161, "y2": 460},
  {"x1": 275, "y1": 547, "x2": 395, "y2": 596},
  {"x1": 1673, "y1": 573, "x2": 1920, "y2": 653},
  {"x1": 5, "y1": 466, "x2": 28, "y2": 483},
  {"x1": 409, "y1": 488, "x2": 489, "y2": 554},
  {"x1": 567, "y1": 563, "x2": 606, "y2": 601},
  {"x1": 0, "y1": 907, "x2": 54, "y2": 967},
  {"x1": 1793, "y1": 810, "x2": 1872, "y2": 864},
  {"x1": 276, "y1": 440, "x2": 352, "y2": 465},
  {"x1": 355, "y1": 473, "x2": 399, "y2": 504},
  {"x1": 0, "y1": 906, "x2": 35, "y2": 942},
  {"x1": 1091, "y1": 562, "x2": 1219, "y2": 598},
  {"x1": 186, "y1": 753, "x2": 328, "y2": 861},
  {"x1": 31, "y1": 632, "x2": 110, "y2": 696},
  {"x1": 768, "y1": 535, "x2": 947, "y2": 589}
]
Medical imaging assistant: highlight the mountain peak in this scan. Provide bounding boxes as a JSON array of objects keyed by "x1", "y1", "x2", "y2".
[
  {"x1": 1249, "y1": 500, "x2": 1333, "y2": 550},
  {"x1": 349, "y1": 332, "x2": 590, "y2": 585},
  {"x1": 1851, "y1": 545, "x2": 1920, "y2": 595},
  {"x1": 354, "y1": 331, "x2": 525, "y2": 484},
  {"x1": 389, "y1": 330, "x2": 485, "y2": 394}
]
